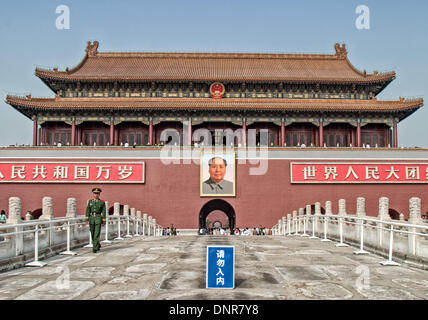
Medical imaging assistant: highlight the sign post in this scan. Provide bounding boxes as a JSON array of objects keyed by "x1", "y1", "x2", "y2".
[{"x1": 206, "y1": 245, "x2": 235, "y2": 289}]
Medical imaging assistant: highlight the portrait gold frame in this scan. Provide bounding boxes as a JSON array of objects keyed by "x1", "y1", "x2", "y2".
[{"x1": 200, "y1": 151, "x2": 236, "y2": 197}]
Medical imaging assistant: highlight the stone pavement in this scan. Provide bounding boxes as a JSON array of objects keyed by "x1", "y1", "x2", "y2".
[{"x1": 0, "y1": 235, "x2": 427, "y2": 300}]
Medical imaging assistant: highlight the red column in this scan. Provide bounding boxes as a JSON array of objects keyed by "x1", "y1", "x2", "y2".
[
  {"x1": 109, "y1": 120, "x2": 114, "y2": 146},
  {"x1": 38, "y1": 128, "x2": 43, "y2": 145},
  {"x1": 33, "y1": 120, "x2": 38, "y2": 146},
  {"x1": 393, "y1": 122, "x2": 398, "y2": 148},
  {"x1": 281, "y1": 121, "x2": 285, "y2": 147},
  {"x1": 242, "y1": 119, "x2": 247, "y2": 146},
  {"x1": 357, "y1": 122, "x2": 361, "y2": 147},
  {"x1": 319, "y1": 121, "x2": 323, "y2": 147},
  {"x1": 114, "y1": 128, "x2": 119, "y2": 146},
  {"x1": 78, "y1": 126, "x2": 83, "y2": 145},
  {"x1": 187, "y1": 119, "x2": 192, "y2": 145},
  {"x1": 76, "y1": 126, "x2": 79, "y2": 145},
  {"x1": 314, "y1": 126, "x2": 318, "y2": 147},
  {"x1": 71, "y1": 120, "x2": 76, "y2": 146},
  {"x1": 148, "y1": 121, "x2": 153, "y2": 145}
]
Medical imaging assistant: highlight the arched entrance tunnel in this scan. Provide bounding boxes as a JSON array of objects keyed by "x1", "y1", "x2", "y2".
[{"x1": 199, "y1": 199, "x2": 235, "y2": 230}]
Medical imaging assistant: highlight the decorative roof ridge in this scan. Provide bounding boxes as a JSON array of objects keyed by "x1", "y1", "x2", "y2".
[
  {"x1": 90, "y1": 40, "x2": 346, "y2": 60},
  {"x1": 95, "y1": 51, "x2": 341, "y2": 60}
]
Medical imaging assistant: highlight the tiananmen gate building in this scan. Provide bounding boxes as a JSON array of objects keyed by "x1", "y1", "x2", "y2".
[{"x1": 2, "y1": 41, "x2": 426, "y2": 230}]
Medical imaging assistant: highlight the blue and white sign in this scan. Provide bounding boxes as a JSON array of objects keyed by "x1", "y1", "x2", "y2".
[{"x1": 206, "y1": 245, "x2": 235, "y2": 289}]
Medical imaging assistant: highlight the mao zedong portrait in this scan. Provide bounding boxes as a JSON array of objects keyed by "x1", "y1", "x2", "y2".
[{"x1": 202, "y1": 156, "x2": 234, "y2": 195}]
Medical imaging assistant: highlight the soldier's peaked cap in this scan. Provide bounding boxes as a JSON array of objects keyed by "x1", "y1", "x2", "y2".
[{"x1": 92, "y1": 187, "x2": 102, "y2": 193}]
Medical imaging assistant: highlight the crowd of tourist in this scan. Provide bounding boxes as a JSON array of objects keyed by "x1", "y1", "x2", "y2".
[
  {"x1": 199, "y1": 226, "x2": 270, "y2": 236},
  {"x1": 162, "y1": 224, "x2": 177, "y2": 236}
]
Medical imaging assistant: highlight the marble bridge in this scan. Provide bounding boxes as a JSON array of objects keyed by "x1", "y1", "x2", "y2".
[
  {"x1": 0, "y1": 195, "x2": 427, "y2": 300},
  {"x1": 0, "y1": 233, "x2": 427, "y2": 300}
]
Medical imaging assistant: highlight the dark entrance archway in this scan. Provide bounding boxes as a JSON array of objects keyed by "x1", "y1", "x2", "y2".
[{"x1": 199, "y1": 199, "x2": 235, "y2": 230}]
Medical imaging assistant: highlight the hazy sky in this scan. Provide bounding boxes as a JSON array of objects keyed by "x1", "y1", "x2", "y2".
[{"x1": 0, "y1": 0, "x2": 426, "y2": 147}]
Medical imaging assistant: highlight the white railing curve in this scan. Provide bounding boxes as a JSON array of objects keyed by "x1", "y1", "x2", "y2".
[
  {"x1": 0, "y1": 197, "x2": 164, "y2": 269},
  {"x1": 272, "y1": 196, "x2": 428, "y2": 266}
]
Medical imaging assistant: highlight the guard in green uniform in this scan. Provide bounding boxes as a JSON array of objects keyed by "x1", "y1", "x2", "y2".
[{"x1": 85, "y1": 187, "x2": 106, "y2": 253}]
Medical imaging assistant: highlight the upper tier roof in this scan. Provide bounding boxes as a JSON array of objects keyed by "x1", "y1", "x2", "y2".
[{"x1": 35, "y1": 41, "x2": 395, "y2": 84}]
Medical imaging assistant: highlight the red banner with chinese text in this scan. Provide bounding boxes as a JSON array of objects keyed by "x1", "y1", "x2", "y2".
[
  {"x1": 0, "y1": 162, "x2": 145, "y2": 183},
  {"x1": 291, "y1": 162, "x2": 428, "y2": 183}
]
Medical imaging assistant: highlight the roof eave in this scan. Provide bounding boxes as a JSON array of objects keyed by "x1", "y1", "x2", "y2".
[{"x1": 30, "y1": 73, "x2": 397, "y2": 85}]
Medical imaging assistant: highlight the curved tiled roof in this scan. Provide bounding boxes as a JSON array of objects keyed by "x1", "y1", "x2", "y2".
[
  {"x1": 6, "y1": 96, "x2": 422, "y2": 114},
  {"x1": 34, "y1": 42, "x2": 395, "y2": 83}
]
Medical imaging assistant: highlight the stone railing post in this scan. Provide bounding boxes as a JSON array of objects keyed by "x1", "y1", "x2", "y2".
[
  {"x1": 301, "y1": 207, "x2": 309, "y2": 237},
  {"x1": 66, "y1": 197, "x2": 77, "y2": 236},
  {"x1": 297, "y1": 208, "x2": 305, "y2": 232},
  {"x1": 408, "y1": 197, "x2": 422, "y2": 256},
  {"x1": 124, "y1": 205, "x2": 132, "y2": 238},
  {"x1": 148, "y1": 216, "x2": 153, "y2": 236},
  {"x1": 292, "y1": 210, "x2": 297, "y2": 234},
  {"x1": 66, "y1": 198, "x2": 76, "y2": 218},
  {"x1": 356, "y1": 197, "x2": 366, "y2": 241},
  {"x1": 335, "y1": 199, "x2": 349, "y2": 247},
  {"x1": 282, "y1": 216, "x2": 286, "y2": 236},
  {"x1": 305, "y1": 205, "x2": 312, "y2": 236},
  {"x1": 314, "y1": 202, "x2": 321, "y2": 235},
  {"x1": 40, "y1": 196, "x2": 53, "y2": 220},
  {"x1": 338, "y1": 199, "x2": 346, "y2": 216},
  {"x1": 7, "y1": 197, "x2": 23, "y2": 255},
  {"x1": 378, "y1": 197, "x2": 390, "y2": 220},
  {"x1": 325, "y1": 201, "x2": 332, "y2": 215},
  {"x1": 298, "y1": 208, "x2": 304, "y2": 234},
  {"x1": 40, "y1": 196, "x2": 54, "y2": 246},
  {"x1": 287, "y1": 213, "x2": 292, "y2": 235},
  {"x1": 123, "y1": 205, "x2": 129, "y2": 217},
  {"x1": 377, "y1": 197, "x2": 391, "y2": 248},
  {"x1": 135, "y1": 210, "x2": 142, "y2": 236},
  {"x1": 356, "y1": 197, "x2": 365, "y2": 217},
  {"x1": 7, "y1": 197, "x2": 21, "y2": 225},
  {"x1": 143, "y1": 213, "x2": 148, "y2": 236},
  {"x1": 152, "y1": 218, "x2": 157, "y2": 236},
  {"x1": 324, "y1": 200, "x2": 332, "y2": 237},
  {"x1": 113, "y1": 201, "x2": 124, "y2": 241},
  {"x1": 277, "y1": 219, "x2": 282, "y2": 236},
  {"x1": 112, "y1": 202, "x2": 120, "y2": 236},
  {"x1": 130, "y1": 207, "x2": 136, "y2": 233},
  {"x1": 113, "y1": 202, "x2": 120, "y2": 216}
]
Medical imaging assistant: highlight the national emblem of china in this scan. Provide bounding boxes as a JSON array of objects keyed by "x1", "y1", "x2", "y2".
[{"x1": 209, "y1": 82, "x2": 225, "y2": 99}]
